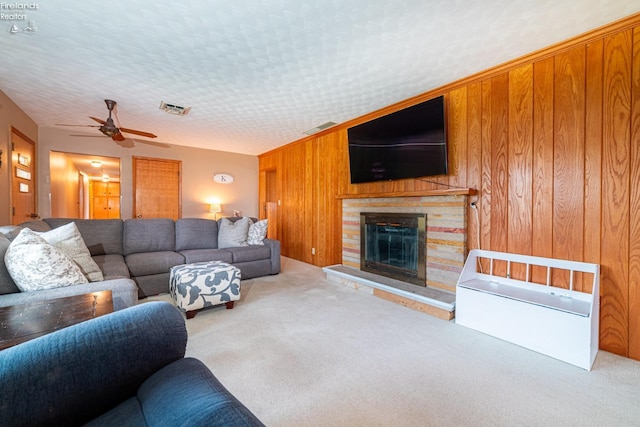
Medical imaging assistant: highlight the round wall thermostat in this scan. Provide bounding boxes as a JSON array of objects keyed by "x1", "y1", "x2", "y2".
[{"x1": 213, "y1": 173, "x2": 234, "y2": 184}]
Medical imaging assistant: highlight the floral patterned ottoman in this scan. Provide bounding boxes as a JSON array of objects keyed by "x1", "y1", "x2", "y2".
[{"x1": 169, "y1": 261, "x2": 241, "y2": 319}]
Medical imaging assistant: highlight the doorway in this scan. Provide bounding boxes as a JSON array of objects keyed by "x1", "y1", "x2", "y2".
[
  {"x1": 10, "y1": 127, "x2": 37, "y2": 225},
  {"x1": 49, "y1": 151, "x2": 121, "y2": 219}
]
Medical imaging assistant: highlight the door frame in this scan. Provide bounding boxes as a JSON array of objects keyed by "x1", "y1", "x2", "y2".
[{"x1": 10, "y1": 126, "x2": 37, "y2": 225}]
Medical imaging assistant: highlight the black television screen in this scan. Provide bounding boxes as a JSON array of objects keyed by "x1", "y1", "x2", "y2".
[{"x1": 347, "y1": 95, "x2": 447, "y2": 184}]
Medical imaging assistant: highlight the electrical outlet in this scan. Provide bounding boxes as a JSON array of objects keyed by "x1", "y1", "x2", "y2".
[{"x1": 312, "y1": 247, "x2": 316, "y2": 255}]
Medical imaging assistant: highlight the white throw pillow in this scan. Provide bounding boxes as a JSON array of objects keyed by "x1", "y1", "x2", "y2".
[
  {"x1": 37, "y1": 222, "x2": 104, "y2": 282},
  {"x1": 218, "y1": 217, "x2": 251, "y2": 249},
  {"x1": 4, "y1": 228, "x2": 88, "y2": 292},
  {"x1": 247, "y1": 219, "x2": 268, "y2": 245}
]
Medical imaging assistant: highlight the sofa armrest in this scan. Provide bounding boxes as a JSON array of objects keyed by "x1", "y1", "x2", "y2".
[
  {"x1": 137, "y1": 358, "x2": 265, "y2": 426},
  {"x1": 0, "y1": 302, "x2": 186, "y2": 426},
  {"x1": 263, "y1": 238, "x2": 281, "y2": 274},
  {"x1": 0, "y1": 278, "x2": 138, "y2": 310}
]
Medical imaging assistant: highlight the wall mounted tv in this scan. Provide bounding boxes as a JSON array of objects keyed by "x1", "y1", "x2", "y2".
[{"x1": 347, "y1": 95, "x2": 447, "y2": 184}]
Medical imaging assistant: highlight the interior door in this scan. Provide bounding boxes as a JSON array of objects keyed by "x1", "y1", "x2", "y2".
[
  {"x1": 10, "y1": 127, "x2": 37, "y2": 225},
  {"x1": 132, "y1": 156, "x2": 182, "y2": 220}
]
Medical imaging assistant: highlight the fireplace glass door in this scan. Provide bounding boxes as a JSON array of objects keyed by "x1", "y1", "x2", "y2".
[{"x1": 360, "y1": 213, "x2": 426, "y2": 286}]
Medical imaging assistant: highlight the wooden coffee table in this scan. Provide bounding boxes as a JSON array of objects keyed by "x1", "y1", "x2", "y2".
[{"x1": 0, "y1": 290, "x2": 114, "y2": 350}]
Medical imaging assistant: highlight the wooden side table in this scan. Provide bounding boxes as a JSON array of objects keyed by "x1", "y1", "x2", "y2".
[{"x1": 0, "y1": 290, "x2": 114, "y2": 350}]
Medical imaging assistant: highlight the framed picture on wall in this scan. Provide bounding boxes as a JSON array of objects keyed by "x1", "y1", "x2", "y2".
[
  {"x1": 19, "y1": 183, "x2": 29, "y2": 193},
  {"x1": 15, "y1": 167, "x2": 31, "y2": 180},
  {"x1": 17, "y1": 154, "x2": 30, "y2": 167}
]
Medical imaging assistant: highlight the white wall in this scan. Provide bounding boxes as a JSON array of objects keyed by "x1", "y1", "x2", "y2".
[{"x1": 37, "y1": 127, "x2": 259, "y2": 220}]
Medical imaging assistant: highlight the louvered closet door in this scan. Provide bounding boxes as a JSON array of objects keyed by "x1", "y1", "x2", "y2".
[{"x1": 132, "y1": 156, "x2": 182, "y2": 220}]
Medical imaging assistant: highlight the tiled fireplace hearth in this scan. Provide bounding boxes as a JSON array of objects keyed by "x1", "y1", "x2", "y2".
[{"x1": 323, "y1": 193, "x2": 469, "y2": 320}]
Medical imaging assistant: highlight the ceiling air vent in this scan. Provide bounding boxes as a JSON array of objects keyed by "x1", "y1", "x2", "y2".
[
  {"x1": 303, "y1": 121, "x2": 337, "y2": 135},
  {"x1": 159, "y1": 101, "x2": 191, "y2": 116}
]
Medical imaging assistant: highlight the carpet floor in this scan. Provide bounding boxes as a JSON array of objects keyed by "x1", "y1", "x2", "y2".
[{"x1": 148, "y1": 257, "x2": 640, "y2": 426}]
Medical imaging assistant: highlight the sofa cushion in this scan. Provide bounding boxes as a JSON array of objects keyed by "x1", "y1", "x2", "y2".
[
  {"x1": 3, "y1": 220, "x2": 52, "y2": 240},
  {"x1": 218, "y1": 217, "x2": 251, "y2": 249},
  {"x1": 123, "y1": 219, "x2": 176, "y2": 255},
  {"x1": 45, "y1": 218, "x2": 124, "y2": 256},
  {"x1": 0, "y1": 234, "x2": 19, "y2": 295},
  {"x1": 125, "y1": 251, "x2": 185, "y2": 277},
  {"x1": 17, "y1": 219, "x2": 52, "y2": 232},
  {"x1": 5, "y1": 228, "x2": 88, "y2": 292},
  {"x1": 247, "y1": 219, "x2": 268, "y2": 245},
  {"x1": 226, "y1": 245, "x2": 271, "y2": 263},
  {"x1": 38, "y1": 222, "x2": 104, "y2": 282},
  {"x1": 179, "y1": 248, "x2": 233, "y2": 264},
  {"x1": 175, "y1": 218, "x2": 218, "y2": 251},
  {"x1": 232, "y1": 259, "x2": 274, "y2": 280},
  {"x1": 92, "y1": 254, "x2": 130, "y2": 280}
]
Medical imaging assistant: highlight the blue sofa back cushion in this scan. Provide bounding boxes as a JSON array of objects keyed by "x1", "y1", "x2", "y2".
[
  {"x1": 175, "y1": 218, "x2": 219, "y2": 251},
  {"x1": 123, "y1": 218, "x2": 176, "y2": 255},
  {"x1": 0, "y1": 302, "x2": 187, "y2": 426}
]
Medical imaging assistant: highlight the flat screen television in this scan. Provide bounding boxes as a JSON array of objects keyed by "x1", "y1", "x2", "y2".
[{"x1": 347, "y1": 95, "x2": 447, "y2": 184}]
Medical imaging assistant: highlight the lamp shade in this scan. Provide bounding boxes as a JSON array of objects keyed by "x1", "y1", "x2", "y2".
[{"x1": 209, "y1": 203, "x2": 221, "y2": 213}]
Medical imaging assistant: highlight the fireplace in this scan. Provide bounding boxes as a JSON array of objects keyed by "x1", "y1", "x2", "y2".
[{"x1": 360, "y1": 212, "x2": 426, "y2": 286}]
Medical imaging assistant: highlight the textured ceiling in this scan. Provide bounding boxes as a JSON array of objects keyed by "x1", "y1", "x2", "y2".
[{"x1": 1, "y1": 1, "x2": 639, "y2": 156}]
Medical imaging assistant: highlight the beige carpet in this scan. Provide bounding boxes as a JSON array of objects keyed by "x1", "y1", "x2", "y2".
[{"x1": 148, "y1": 257, "x2": 640, "y2": 426}]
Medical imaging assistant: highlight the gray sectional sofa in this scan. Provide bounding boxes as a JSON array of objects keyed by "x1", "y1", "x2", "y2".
[{"x1": 0, "y1": 217, "x2": 280, "y2": 308}]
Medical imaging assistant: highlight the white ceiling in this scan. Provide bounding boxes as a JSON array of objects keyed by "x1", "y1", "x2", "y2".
[{"x1": 1, "y1": 1, "x2": 639, "y2": 156}]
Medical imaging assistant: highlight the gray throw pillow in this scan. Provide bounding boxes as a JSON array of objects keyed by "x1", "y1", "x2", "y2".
[
  {"x1": 5, "y1": 228, "x2": 88, "y2": 292},
  {"x1": 218, "y1": 217, "x2": 251, "y2": 248},
  {"x1": 247, "y1": 219, "x2": 268, "y2": 245},
  {"x1": 37, "y1": 222, "x2": 104, "y2": 282}
]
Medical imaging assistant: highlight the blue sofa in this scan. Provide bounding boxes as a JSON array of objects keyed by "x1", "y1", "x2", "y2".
[{"x1": 0, "y1": 301, "x2": 265, "y2": 426}]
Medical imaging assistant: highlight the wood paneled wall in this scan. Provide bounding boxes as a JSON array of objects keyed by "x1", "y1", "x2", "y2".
[{"x1": 259, "y1": 14, "x2": 640, "y2": 360}]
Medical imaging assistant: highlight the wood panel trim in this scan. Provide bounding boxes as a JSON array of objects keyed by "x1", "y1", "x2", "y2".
[{"x1": 336, "y1": 188, "x2": 477, "y2": 199}]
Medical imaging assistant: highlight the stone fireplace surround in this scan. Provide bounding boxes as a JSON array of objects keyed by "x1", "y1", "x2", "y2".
[{"x1": 324, "y1": 191, "x2": 471, "y2": 320}]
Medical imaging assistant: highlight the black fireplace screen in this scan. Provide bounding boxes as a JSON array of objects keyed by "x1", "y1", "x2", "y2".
[{"x1": 360, "y1": 213, "x2": 426, "y2": 286}]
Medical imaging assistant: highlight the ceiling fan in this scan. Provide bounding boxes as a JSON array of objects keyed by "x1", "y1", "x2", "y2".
[{"x1": 57, "y1": 99, "x2": 164, "y2": 147}]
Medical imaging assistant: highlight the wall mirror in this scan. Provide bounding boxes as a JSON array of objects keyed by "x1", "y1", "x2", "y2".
[{"x1": 49, "y1": 151, "x2": 121, "y2": 219}]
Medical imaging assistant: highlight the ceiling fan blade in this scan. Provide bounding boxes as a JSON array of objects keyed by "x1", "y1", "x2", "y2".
[
  {"x1": 112, "y1": 132, "x2": 126, "y2": 141},
  {"x1": 113, "y1": 139, "x2": 135, "y2": 149},
  {"x1": 119, "y1": 127, "x2": 157, "y2": 139},
  {"x1": 56, "y1": 123, "x2": 100, "y2": 128},
  {"x1": 90, "y1": 116, "x2": 106, "y2": 125}
]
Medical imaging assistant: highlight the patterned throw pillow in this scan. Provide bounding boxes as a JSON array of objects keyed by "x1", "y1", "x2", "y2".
[
  {"x1": 218, "y1": 217, "x2": 251, "y2": 249},
  {"x1": 247, "y1": 219, "x2": 268, "y2": 245},
  {"x1": 5, "y1": 228, "x2": 88, "y2": 292},
  {"x1": 37, "y1": 222, "x2": 104, "y2": 282}
]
